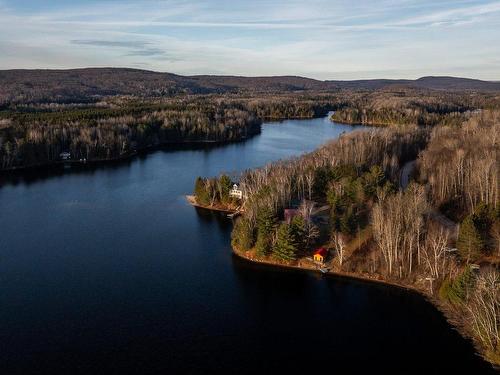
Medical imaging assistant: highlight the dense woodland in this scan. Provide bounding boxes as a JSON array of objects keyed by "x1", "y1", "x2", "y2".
[
  {"x1": 2, "y1": 83, "x2": 499, "y2": 170},
  {"x1": 330, "y1": 89, "x2": 500, "y2": 126},
  {"x1": 196, "y1": 109, "x2": 500, "y2": 365},
  {"x1": 0, "y1": 95, "x2": 338, "y2": 169}
]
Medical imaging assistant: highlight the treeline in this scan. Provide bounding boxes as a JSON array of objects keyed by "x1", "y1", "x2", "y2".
[
  {"x1": 331, "y1": 106, "x2": 471, "y2": 126},
  {"x1": 0, "y1": 94, "x2": 339, "y2": 170},
  {"x1": 244, "y1": 96, "x2": 342, "y2": 119},
  {"x1": 2, "y1": 87, "x2": 499, "y2": 170},
  {"x1": 330, "y1": 90, "x2": 499, "y2": 126},
  {"x1": 225, "y1": 110, "x2": 499, "y2": 364},
  {"x1": 0, "y1": 100, "x2": 261, "y2": 169}
]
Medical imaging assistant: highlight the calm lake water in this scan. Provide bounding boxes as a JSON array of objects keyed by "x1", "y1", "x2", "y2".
[{"x1": 0, "y1": 115, "x2": 495, "y2": 374}]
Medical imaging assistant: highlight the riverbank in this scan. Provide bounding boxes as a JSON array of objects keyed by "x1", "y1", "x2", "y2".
[{"x1": 231, "y1": 244, "x2": 498, "y2": 370}]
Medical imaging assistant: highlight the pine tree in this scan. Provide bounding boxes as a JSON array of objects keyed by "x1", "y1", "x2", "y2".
[
  {"x1": 363, "y1": 165, "x2": 385, "y2": 197},
  {"x1": 255, "y1": 208, "x2": 277, "y2": 257},
  {"x1": 290, "y1": 215, "x2": 306, "y2": 250},
  {"x1": 272, "y1": 223, "x2": 298, "y2": 262},
  {"x1": 218, "y1": 174, "x2": 233, "y2": 204},
  {"x1": 194, "y1": 177, "x2": 210, "y2": 205},
  {"x1": 457, "y1": 215, "x2": 484, "y2": 261},
  {"x1": 340, "y1": 207, "x2": 356, "y2": 235},
  {"x1": 231, "y1": 217, "x2": 255, "y2": 251}
]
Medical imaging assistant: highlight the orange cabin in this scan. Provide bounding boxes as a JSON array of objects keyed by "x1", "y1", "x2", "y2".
[{"x1": 313, "y1": 247, "x2": 328, "y2": 263}]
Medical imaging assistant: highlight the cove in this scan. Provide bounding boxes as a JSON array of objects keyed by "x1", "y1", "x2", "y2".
[{"x1": 0, "y1": 115, "x2": 495, "y2": 374}]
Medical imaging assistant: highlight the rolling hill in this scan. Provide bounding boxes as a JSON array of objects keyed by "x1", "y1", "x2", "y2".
[{"x1": 1, "y1": 68, "x2": 499, "y2": 104}]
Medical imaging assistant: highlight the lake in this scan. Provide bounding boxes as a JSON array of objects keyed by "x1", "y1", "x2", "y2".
[{"x1": 0, "y1": 115, "x2": 495, "y2": 374}]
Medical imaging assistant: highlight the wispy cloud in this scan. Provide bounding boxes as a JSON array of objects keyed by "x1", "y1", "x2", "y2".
[
  {"x1": 71, "y1": 40, "x2": 150, "y2": 49},
  {"x1": 392, "y1": 1, "x2": 500, "y2": 27},
  {"x1": 0, "y1": 0, "x2": 499, "y2": 79}
]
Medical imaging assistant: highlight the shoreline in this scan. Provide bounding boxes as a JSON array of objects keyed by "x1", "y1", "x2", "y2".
[
  {"x1": 231, "y1": 244, "x2": 498, "y2": 370},
  {"x1": 0, "y1": 136, "x2": 260, "y2": 174},
  {"x1": 0, "y1": 113, "x2": 335, "y2": 174},
  {"x1": 329, "y1": 116, "x2": 400, "y2": 127},
  {"x1": 232, "y1": 245, "x2": 421, "y2": 292},
  {"x1": 186, "y1": 195, "x2": 242, "y2": 214}
]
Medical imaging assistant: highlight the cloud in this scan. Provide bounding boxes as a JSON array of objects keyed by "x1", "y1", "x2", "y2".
[
  {"x1": 0, "y1": 0, "x2": 499, "y2": 79},
  {"x1": 392, "y1": 1, "x2": 500, "y2": 27},
  {"x1": 71, "y1": 40, "x2": 150, "y2": 49},
  {"x1": 71, "y1": 38, "x2": 174, "y2": 60},
  {"x1": 126, "y1": 48, "x2": 165, "y2": 57}
]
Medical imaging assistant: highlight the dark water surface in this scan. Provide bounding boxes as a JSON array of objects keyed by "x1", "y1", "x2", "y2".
[{"x1": 0, "y1": 116, "x2": 495, "y2": 374}]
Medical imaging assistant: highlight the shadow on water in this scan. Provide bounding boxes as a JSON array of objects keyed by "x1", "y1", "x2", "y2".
[
  {"x1": 0, "y1": 140, "x2": 258, "y2": 188},
  {"x1": 230, "y1": 254, "x2": 496, "y2": 374}
]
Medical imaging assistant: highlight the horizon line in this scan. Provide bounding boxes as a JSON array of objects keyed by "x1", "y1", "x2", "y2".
[{"x1": 1, "y1": 66, "x2": 499, "y2": 83}]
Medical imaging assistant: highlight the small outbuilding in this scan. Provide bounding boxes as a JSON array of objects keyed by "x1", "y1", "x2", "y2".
[
  {"x1": 59, "y1": 151, "x2": 71, "y2": 161},
  {"x1": 313, "y1": 247, "x2": 328, "y2": 263}
]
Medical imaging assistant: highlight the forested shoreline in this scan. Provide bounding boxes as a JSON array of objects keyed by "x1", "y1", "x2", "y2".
[
  {"x1": 0, "y1": 95, "x2": 341, "y2": 170},
  {"x1": 196, "y1": 109, "x2": 500, "y2": 366},
  {"x1": 1, "y1": 86, "x2": 497, "y2": 170}
]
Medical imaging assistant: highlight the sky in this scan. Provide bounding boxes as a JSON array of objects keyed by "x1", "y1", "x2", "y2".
[{"x1": 0, "y1": 0, "x2": 499, "y2": 80}]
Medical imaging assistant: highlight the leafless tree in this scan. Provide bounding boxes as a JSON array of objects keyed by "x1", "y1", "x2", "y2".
[
  {"x1": 465, "y1": 269, "x2": 500, "y2": 359},
  {"x1": 422, "y1": 226, "x2": 450, "y2": 280},
  {"x1": 372, "y1": 184, "x2": 427, "y2": 278},
  {"x1": 331, "y1": 232, "x2": 346, "y2": 267}
]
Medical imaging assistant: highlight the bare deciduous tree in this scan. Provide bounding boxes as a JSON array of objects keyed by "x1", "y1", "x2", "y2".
[
  {"x1": 422, "y1": 226, "x2": 450, "y2": 280},
  {"x1": 466, "y1": 270, "x2": 500, "y2": 359},
  {"x1": 331, "y1": 232, "x2": 346, "y2": 267}
]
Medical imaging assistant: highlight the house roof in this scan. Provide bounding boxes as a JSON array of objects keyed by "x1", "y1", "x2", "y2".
[{"x1": 314, "y1": 247, "x2": 328, "y2": 257}]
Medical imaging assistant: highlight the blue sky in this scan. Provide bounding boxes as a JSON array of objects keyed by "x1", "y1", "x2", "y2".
[{"x1": 0, "y1": 0, "x2": 499, "y2": 79}]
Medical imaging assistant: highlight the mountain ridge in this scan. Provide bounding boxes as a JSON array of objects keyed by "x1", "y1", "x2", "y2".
[{"x1": 1, "y1": 68, "x2": 499, "y2": 104}]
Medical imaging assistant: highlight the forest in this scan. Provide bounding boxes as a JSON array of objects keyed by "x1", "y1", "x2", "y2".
[
  {"x1": 0, "y1": 94, "x2": 338, "y2": 170},
  {"x1": 1, "y1": 85, "x2": 498, "y2": 170},
  {"x1": 195, "y1": 109, "x2": 499, "y2": 365}
]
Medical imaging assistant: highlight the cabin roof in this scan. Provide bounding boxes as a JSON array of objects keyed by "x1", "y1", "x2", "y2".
[{"x1": 314, "y1": 247, "x2": 328, "y2": 257}]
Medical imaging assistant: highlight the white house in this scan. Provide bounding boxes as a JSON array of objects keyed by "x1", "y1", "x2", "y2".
[
  {"x1": 229, "y1": 184, "x2": 243, "y2": 199},
  {"x1": 59, "y1": 152, "x2": 71, "y2": 161}
]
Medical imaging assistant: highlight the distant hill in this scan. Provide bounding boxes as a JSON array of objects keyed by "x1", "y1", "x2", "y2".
[
  {"x1": 1, "y1": 68, "x2": 499, "y2": 104},
  {"x1": 412, "y1": 76, "x2": 500, "y2": 91}
]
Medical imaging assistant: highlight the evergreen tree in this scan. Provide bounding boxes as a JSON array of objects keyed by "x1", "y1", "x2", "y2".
[
  {"x1": 255, "y1": 207, "x2": 277, "y2": 257},
  {"x1": 194, "y1": 177, "x2": 210, "y2": 205},
  {"x1": 272, "y1": 223, "x2": 298, "y2": 262},
  {"x1": 438, "y1": 266, "x2": 475, "y2": 305},
  {"x1": 340, "y1": 207, "x2": 356, "y2": 235},
  {"x1": 473, "y1": 203, "x2": 492, "y2": 240},
  {"x1": 457, "y1": 215, "x2": 484, "y2": 261},
  {"x1": 218, "y1": 174, "x2": 233, "y2": 204},
  {"x1": 363, "y1": 165, "x2": 385, "y2": 196},
  {"x1": 231, "y1": 217, "x2": 255, "y2": 251},
  {"x1": 290, "y1": 215, "x2": 306, "y2": 250}
]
